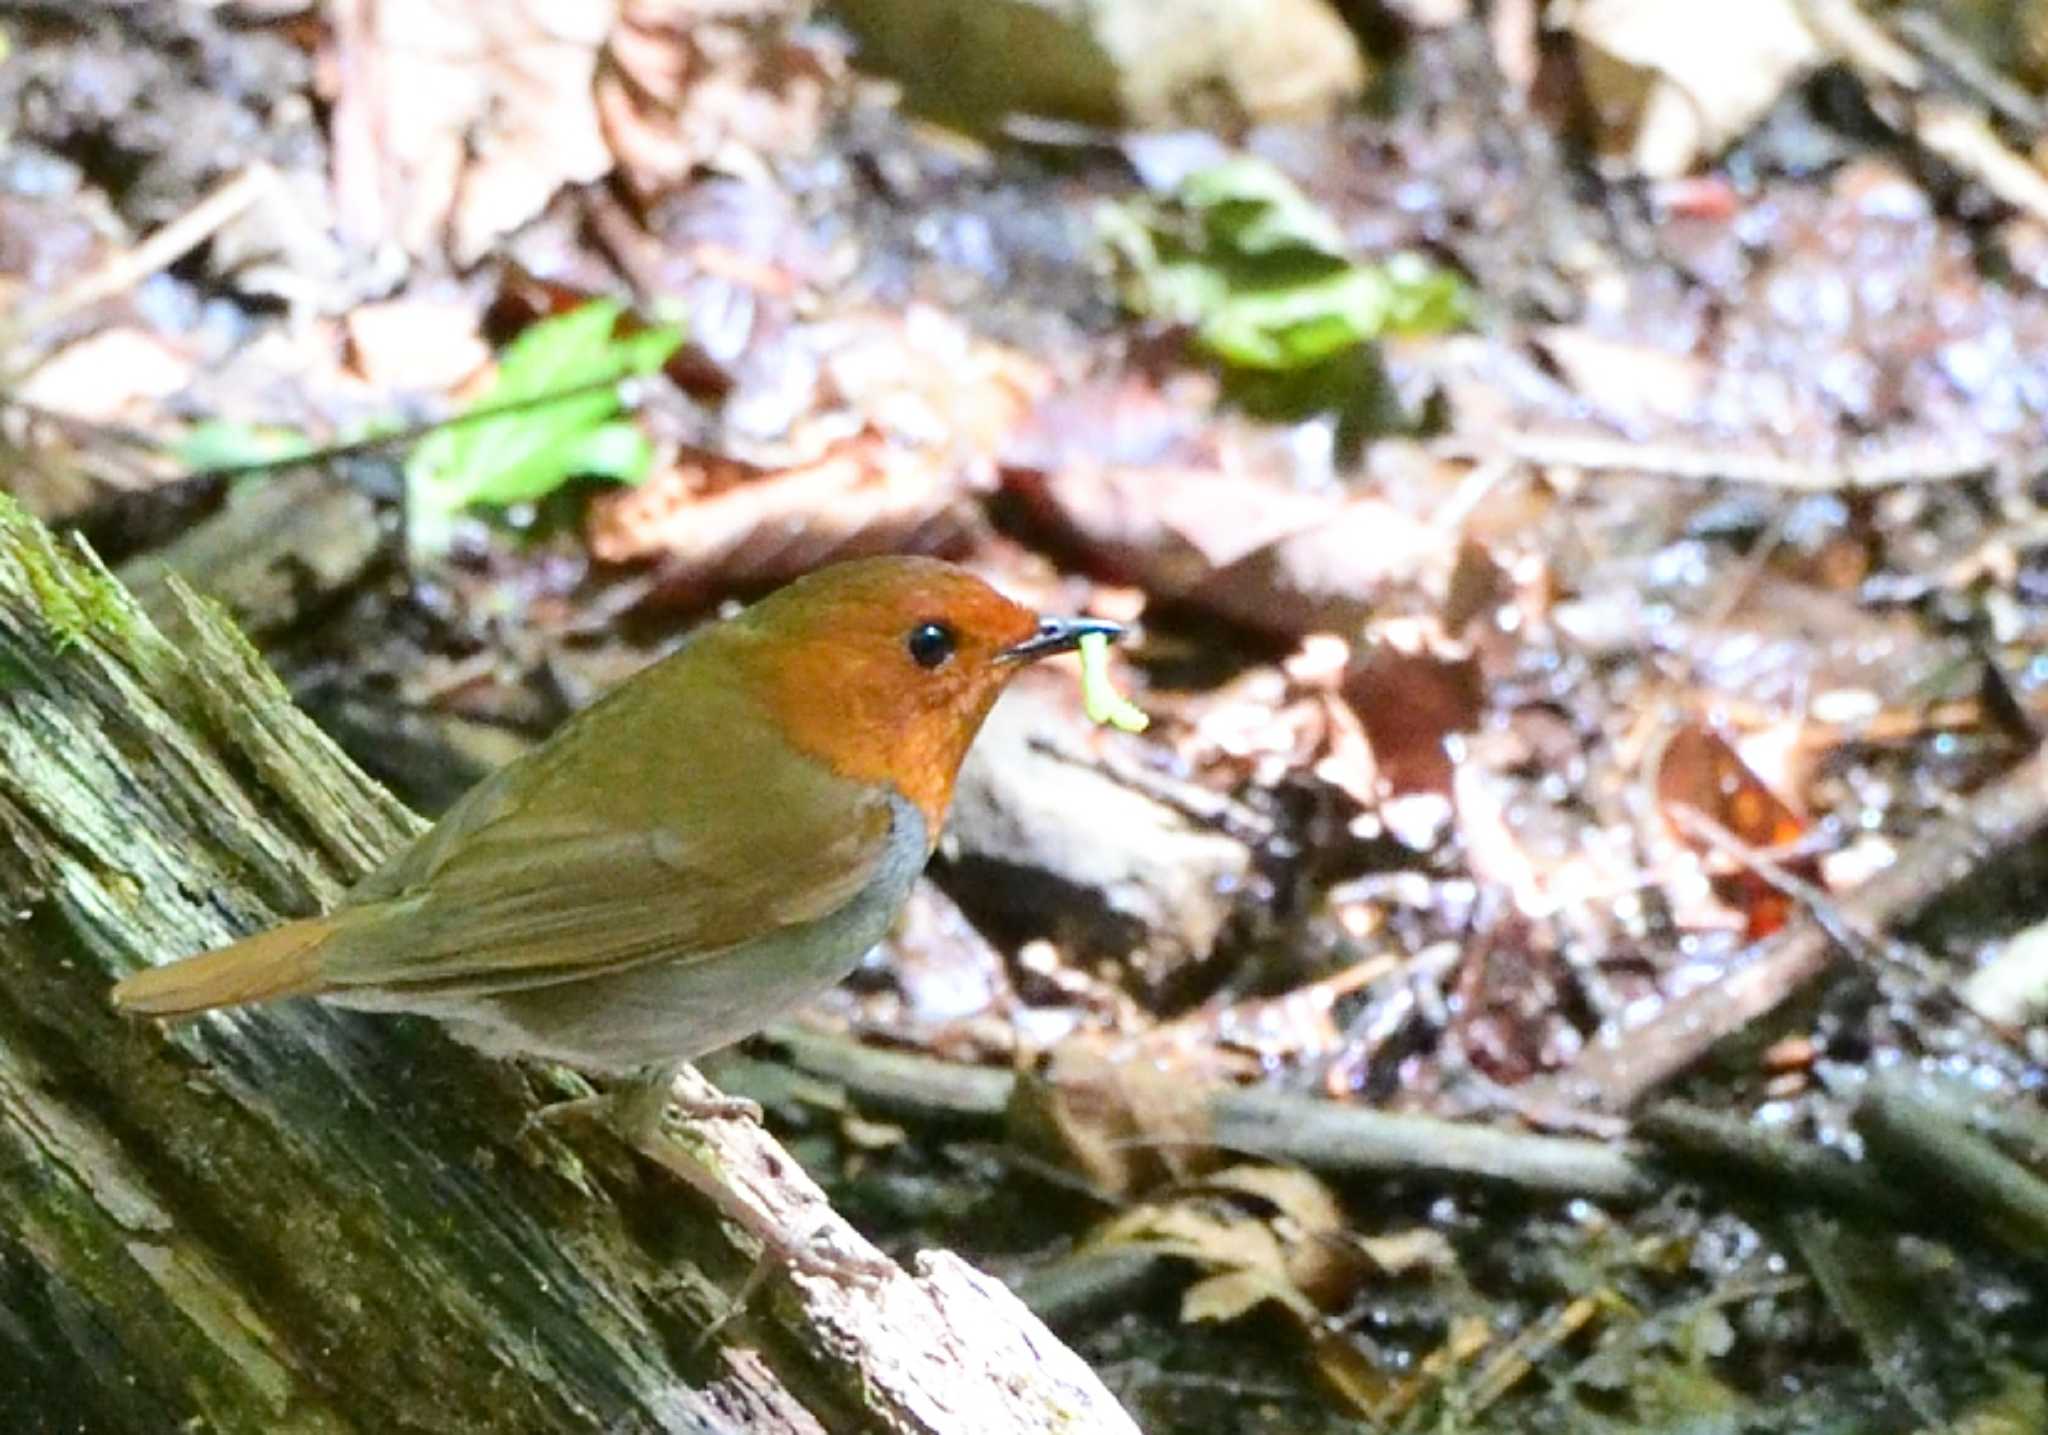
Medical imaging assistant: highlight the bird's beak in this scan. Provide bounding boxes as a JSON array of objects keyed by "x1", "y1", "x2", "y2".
[{"x1": 1000, "y1": 615, "x2": 1126, "y2": 664}]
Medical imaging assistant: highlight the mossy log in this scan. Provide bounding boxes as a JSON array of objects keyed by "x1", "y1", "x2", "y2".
[{"x1": 0, "y1": 497, "x2": 1135, "y2": 1434}]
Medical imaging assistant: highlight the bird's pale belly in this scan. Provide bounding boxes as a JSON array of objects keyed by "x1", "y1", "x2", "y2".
[{"x1": 333, "y1": 794, "x2": 929, "y2": 1074}]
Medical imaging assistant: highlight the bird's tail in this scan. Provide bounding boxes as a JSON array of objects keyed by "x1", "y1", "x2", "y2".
[{"x1": 111, "y1": 916, "x2": 334, "y2": 1017}]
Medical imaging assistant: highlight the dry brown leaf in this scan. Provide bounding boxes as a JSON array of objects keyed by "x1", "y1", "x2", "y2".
[
  {"x1": 1092, "y1": 1163, "x2": 1372, "y2": 1325},
  {"x1": 585, "y1": 431, "x2": 987, "y2": 592},
  {"x1": 18, "y1": 329, "x2": 194, "y2": 424},
  {"x1": 1653, "y1": 722, "x2": 1820, "y2": 940},
  {"x1": 1342, "y1": 619, "x2": 1482, "y2": 797},
  {"x1": 1353, "y1": 1226, "x2": 1457, "y2": 1277},
  {"x1": 1566, "y1": 0, "x2": 1822, "y2": 177},
  {"x1": 327, "y1": 0, "x2": 615, "y2": 264},
  {"x1": 1197, "y1": 1164, "x2": 1362, "y2": 1308},
  {"x1": 1449, "y1": 914, "x2": 1582, "y2": 1083},
  {"x1": 589, "y1": 306, "x2": 1047, "y2": 595},
  {"x1": 1096, "y1": 1199, "x2": 1300, "y2": 1325},
  {"x1": 597, "y1": 0, "x2": 841, "y2": 200},
  {"x1": 1090, "y1": 1162, "x2": 1445, "y2": 1420},
  {"x1": 1183, "y1": 1268, "x2": 1314, "y2": 1325},
  {"x1": 1007, "y1": 1036, "x2": 1218, "y2": 1199},
  {"x1": 1013, "y1": 463, "x2": 1330, "y2": 586},
  {"x1": 1120, "y1": 1200, "x2": 1289, "y2": 1266},
  {"x1": 344, "y1": 298, "x2": 490, "y2": 391},
  {"x1": 1202, "y1": 1164, "x2": 1347, "y2": 1236},
  {"x1": 1011, "y1": 463, "x2": 1441, "y2": 637}
]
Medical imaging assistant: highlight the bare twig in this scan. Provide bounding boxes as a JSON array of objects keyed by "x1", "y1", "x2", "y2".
[
  {"x1": 10, "y1": 164, "x2": 275, "y2": 343},
  {"x1": 1891, "y1": 9, "x2": 2048, "y2": 134},
  {"x1": 1801, "y1": 0, "x2": 2048, "y2": 225},
  {"x1": 1535, "y1": 739, "x2": 2048, "y2": 1112},
  {"x1": 0, "y1": 371, "x2": 646, "y2": 509},
  {"x1": 1858, "y1": 1073, "x2": 2048, "y2": 1255},
  {"x1": 756, "y1": 1026, "x2": 1659, "y2": 1202},
  {"x1": 1636, "y1": 1101, "x2": 1917, "y2": 1222},
  {"x1": 1441, "y1": 429, "x2": 2001, "y2": 491}
]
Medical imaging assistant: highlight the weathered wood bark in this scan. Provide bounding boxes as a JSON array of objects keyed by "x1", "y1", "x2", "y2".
[{"x1": 0, "y1": 498, "x2": 1137, "y2": 1435}]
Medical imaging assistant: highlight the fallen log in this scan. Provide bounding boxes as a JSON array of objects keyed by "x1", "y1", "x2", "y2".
[{"x1": 0, "y1": 496, "x2": 1136, "y2": 1435}]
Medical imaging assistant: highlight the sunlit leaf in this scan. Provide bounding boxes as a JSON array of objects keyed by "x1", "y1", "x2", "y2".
[
  {"x1": 405, "y1": 299, "x2": 683, "y2": 552},
  {"x1": 1100, "y1": 155, "x2": 1468, "y2": 385},
  {"x1": 176, "y1": 420, "x2": 315, "y2": 471}
]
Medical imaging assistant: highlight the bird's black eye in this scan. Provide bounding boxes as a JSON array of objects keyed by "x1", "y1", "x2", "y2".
[{"x1": 906, "y1": 621, "x2": 956, "y2": 669}]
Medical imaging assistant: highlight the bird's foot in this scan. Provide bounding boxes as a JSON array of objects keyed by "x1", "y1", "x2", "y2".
[
  {"x1": 529, "y1": 1064, "x2": 894, "y2": 1288},
  {"x1": 522, "y1": 1066, "x2": 761, "y2": 1145},
  {"x1": 629, "y1": 1120, "x2": 897, "y2": 1288}
]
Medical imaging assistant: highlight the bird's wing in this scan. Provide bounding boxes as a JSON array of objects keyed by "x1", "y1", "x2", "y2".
[{"x1": 317, "y1": 759, "x2": 900, "y2": 998}]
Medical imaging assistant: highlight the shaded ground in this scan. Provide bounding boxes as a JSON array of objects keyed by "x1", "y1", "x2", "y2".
[{"x1": 6, "y1": 1, "x2": 2048, "y2": 1430}]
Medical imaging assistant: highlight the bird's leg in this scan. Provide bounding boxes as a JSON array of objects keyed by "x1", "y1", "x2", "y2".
[
  {"x1": 521, "y1": 1060, "x2": 760, "y2": 1141},
  {"x1": 532, "y1": 1062, "x2": 894, "y2": 1286},
  {"x1": 611, "y1": 1062, "x2": 763, "y2": 1141}
]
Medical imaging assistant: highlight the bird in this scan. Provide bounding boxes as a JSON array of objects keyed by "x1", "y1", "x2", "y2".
[{"x1": 113, "y1": 555, "x2": 1124, "y2": 1272}]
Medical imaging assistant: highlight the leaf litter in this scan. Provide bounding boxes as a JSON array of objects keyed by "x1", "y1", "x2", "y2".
[{"x1": 8, "y1": 0, "x2": 2048, "y2": 1429}]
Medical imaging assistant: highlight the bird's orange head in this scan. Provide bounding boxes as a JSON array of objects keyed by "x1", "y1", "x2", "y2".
[{"x1": 727, "y1": 556, "x2": 1121, "y2": 839}]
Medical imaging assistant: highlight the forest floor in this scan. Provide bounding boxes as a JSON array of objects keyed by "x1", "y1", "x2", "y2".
[{"x1": 6, "y1": 2, "x2": 2048, "y2": 1430}]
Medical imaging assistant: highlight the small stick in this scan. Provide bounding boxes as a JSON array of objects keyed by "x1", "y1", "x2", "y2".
[
  {"x1": 1636, "y1": 1100, "x2": 1918, "y2": 1223},
  {"x1": 1858, "y1": 1074, "x2": 2048, "y2": 1254},
  {"x1": 1662, "y1": 803, "x2": 1878, "y2": 965},
  {"x1": 1535, "y1": 739, "x2": 2048, "y2": 1111},
  {"x1": 1892, "y1": 9, "x2": 2048, "y2": 133},
  {"x1": 1209, "y1": 1086, "x2": 1656, "y2": 1201},
  {"x1": 755, "y1": 1026, "x2": 1661, "y2": 1203},
  {"x1": 0, "y1": 374, "x2": 644, "y2": 503},
  {"x1": 1462, "y1": 1294, "x2": 1602, "y2": 1417},
  {"x1": 1917, "y1": 101, "x2": 2048, "y2": 225},
  {"x1": 13, "y1": 164, "x2": 275, "y2": 339},
  {"x1": 1013, "y1": 1246, "x2": 1179, "y2": 1327},
  {"x1": 1802, "y1": 0, "x2": 2048, "y2": 226},
  {"x1": 758, "y1": 1025, "x2": 1014, "y2": 1123},
  {"x1": 1440, "y1": 429, "x2": 2000, "y2": 491}
]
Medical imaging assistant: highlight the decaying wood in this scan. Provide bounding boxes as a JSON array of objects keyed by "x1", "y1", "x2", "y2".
[
  {"x1": 115, "y1": 467, "x2": 383, "y2": 639},
  {"x1": 0, "y1": 498, "x2": 1137, "y2": 1434}
]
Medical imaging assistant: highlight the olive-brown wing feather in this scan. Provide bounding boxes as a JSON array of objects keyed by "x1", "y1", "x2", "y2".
[
  {"x1": 318, "y1": 667, "x2": 902, "y2": 996},
  {"x1": 314, "y1": 785, "x2": 894, "y2": 996}
]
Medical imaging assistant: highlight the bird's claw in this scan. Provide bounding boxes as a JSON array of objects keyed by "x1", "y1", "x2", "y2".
[
  {"x1": 519, "y1": 1090, "x2": 607, "y2": 1143},
  {"x1": 526, "y1": 1069, "x2": 892, "y2": 1293},
  {"x1": 521, "y1": 1067, "x2": 761, "y2": 1148}
]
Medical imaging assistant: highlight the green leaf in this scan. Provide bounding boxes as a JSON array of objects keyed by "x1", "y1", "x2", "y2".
[
  {"x1": 175, "y1": 421, "x2": 315, "y2": 471},
  {"x1": 558, "y1": 422, "x2": 654, "y2": 483},
  {"x1": 1097, "y1": 156, "x2": 1468, "y2": 391},
  {"x1": 1179, "y1": 157, "x2": 1348, "y2": 256},
  {"x1": 404, "y1": 299, "x2": 683, "y2": 552}
]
